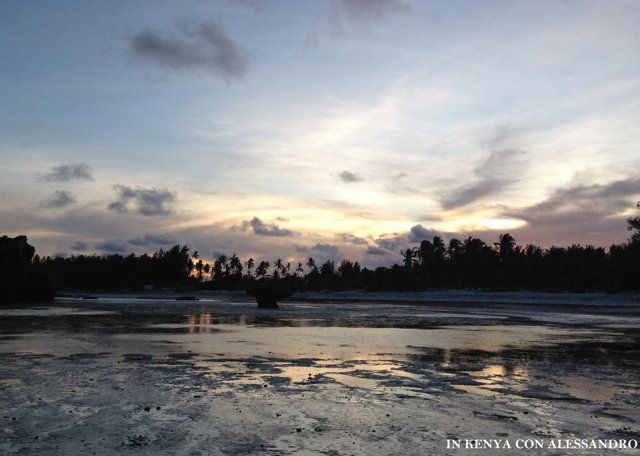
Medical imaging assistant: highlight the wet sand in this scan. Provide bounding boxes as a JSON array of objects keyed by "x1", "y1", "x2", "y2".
[{"x1": 1, "y1": 292, "x2": 639, "y2": 455}]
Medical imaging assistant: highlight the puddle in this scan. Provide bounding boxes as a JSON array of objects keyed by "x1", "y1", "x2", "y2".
[
  {"x1": 325, "y1": 373, "x2": 379, "y2": 389},
  {"x1": 551, "y1": 376, "x2": 625, "y2": 404},
  {"x1": 0, "y1": 307, "x2": 117, "y2": 317}
]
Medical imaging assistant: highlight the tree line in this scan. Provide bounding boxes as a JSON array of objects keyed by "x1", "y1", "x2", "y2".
[{"x1": 29, "y1": 208, "x2": 640, "y2": 293}]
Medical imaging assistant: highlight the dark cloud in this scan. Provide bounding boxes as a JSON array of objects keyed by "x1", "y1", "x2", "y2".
[
  {"x1": 130, "y1": 22, "x2": 248, "y2": 80},
  {"x1": 373, "y1": 224, "x2": 445, "y2": 254},
  {"x1": 337, "y1": 233, "x2": 369, "y2": 245},
  {"x1": 108, "y1": 185, "x2": 176, "y2": 216},
  {"x1": 441, "y1": 148, "x2": 528, "y2": 210},
  {"x1": 511, "y1": 178, "x2": 639, "y2": 218},
  {"x1": 337, "y1": 170, "x2": 362, "y2": 183},
  {"x1": 69, "y1": 241, "x2": 88, "y2": 252},
  {"x1": 40, "y1": 163, "x2": 93, "y2": 182},
  {"x1": 310, "y1": 243, "x2": 341, "y2": 262},
  {"x1": 234, "y1": 217, "x2": 295, "y2": 237},
  {"x1": 42, "y1": 190, "x2": 75, "y2": 209},
  {"x1": 407, "y1": 224, "x2": 442, "y2": 243},
  {"x1": 500, "y1": 176, "x2": 640, "y2": 246},
  {"x1": 335, "y1": 0, "x2": 411, "y2": 24},
  {"x1": 95, "y1": 240, "x2": 129, "y2": 253},
  {"x1": 211, "y1": 250, "x2": 227, "y2": 259},
  {"x1": 365, "y1": 246, "x2": 389, "y2": 256},
  {"x1": 128, "y1": 233, "x2": 179, "y2": 246},
  {"x1": 294, "y1": 244, "x2": 310, "y2": 253},
  {"x1": 107, "y1": 201, "x2": 128, "y2": 213},
  {"x1": 375, "y1": 236, "x2": 404, "y2": 253}
]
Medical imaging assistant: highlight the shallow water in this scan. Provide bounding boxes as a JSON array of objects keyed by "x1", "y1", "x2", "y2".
[{"x1": 1, "y1": 293, "x2": 639, "y2": 455}]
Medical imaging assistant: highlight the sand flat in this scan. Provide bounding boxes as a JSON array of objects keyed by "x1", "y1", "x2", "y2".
[{"x1": 1, "y1": 292, "x2": 639, "y2": 455}]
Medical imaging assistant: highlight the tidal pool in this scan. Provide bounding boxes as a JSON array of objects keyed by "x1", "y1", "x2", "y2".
[{"x1": 1, "y1": 292, "x2": 639, "y2": 455}]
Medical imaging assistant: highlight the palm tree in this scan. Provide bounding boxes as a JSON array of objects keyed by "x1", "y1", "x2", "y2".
[
  {"x1": 627, "y1": 201, "x2": 640, "y2": 242},
  {"x1": 295, "y1": 262, "x2": 304, "y2": 277},
  {"x1": 218, "y1": 255, "x2": 228, "y2": 277},
  {"x1": 497, "y1": 233, "x2": 516, "y2": 259},
  {"x1": 256, "y1": 261, "x2": 269, "y2": 279},
  {"x1": 229, "y1": 254, "x2": 243, "y2": 277},
  {"x1": 195, "y1": 259, "x2": 204, "y2": 281},
  {"x1": 306, "y1": 257, "x2": 317, "y2": 273},
  {"x1": 245, "y1": 257, "x2": 255, "y2": 277},
  {"x1": 401, "y1": 248, "x2": 414, "y2": 270}
]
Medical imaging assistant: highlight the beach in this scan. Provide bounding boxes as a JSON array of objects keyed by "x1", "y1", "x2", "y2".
[{"x1": 1, "y1": 292, "x2": 639, "y2": 455}]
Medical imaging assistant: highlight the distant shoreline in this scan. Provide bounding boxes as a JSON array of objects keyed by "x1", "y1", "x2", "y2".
[{"x1": 44, "y1": 288, "x2": 640, "y2": 309}]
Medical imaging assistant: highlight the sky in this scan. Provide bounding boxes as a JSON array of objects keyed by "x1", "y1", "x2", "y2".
[{"x1": 1, "y1": 0, "x2": 639, "y2": 267}]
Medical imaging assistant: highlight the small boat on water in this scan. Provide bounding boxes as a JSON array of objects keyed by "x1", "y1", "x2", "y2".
[{"x1": 174, "y1": 296, "x2": 199, "y2": 301}]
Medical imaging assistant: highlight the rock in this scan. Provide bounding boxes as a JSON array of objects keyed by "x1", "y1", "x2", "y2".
[
  {"x1": 245, "y1": 278, "x2": 293, "y2": 308},
  {"x1": 0, "y1": 235, "x2": 56, "y2": 302}
]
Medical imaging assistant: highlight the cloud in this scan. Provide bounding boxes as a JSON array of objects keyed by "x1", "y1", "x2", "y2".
[
  {"x1": 294, "y1": 244, "x2": 310, "y2": 253},
  {"x1": 500, "y1": 176, "x2": 640, "y2": 245},
  {"x1": 108, "y1": 185, "x2": 176, "y2": 216},
  {"x1": 337, "y1": 170, "x2": 362, "y2": 183},
  {"x1": 373, "y1": 224, "x2": 445, "y2": 254},
  {"x1": 42, "y1": 190, "x2": 75, "y2": 209},
  {"x1": 128, "y1": 233, "x2": 179, "y2": 246},
  {"x1": 333, "y1": 0, "x2": 411, "y2": 24},
  {"x1": 130, "y1": 22, "x2": 248, "y2": 80},
  {"x1": 234, "y1": 217, "x2": 295, "y2": 237},
  {"x1": 107, "y1": 201, "x2": 128, "y2": 213},
  {"x1": 375, "y1": 235, "x2": 405, "y2": 253},
  {"x1": 337, "y1": 233, "x2": 369, "y2": 245},
  {"x1": 211, "y1": 250, "x2": 227, "y2": 259},
  {"x1": 69, "y1": 241, "x2": 88, "y2": 252},
  {"x1": 365, "y1": 246, "x2": 389, "y2": 256},
  {"x1": 95, "y1": 240, "x2": 129, "y2": 253},
  {"x1": 440, "y1": 148, "x2": 528, "y2": 210},
  {"x1": 407, "y1": 175, "x2": 639, "y2": 249},
  {"x1": 310, "y1": 243, "x2": 341, "y2": 262},
  {"x1": 40, "y1": 163, "x2": 93, "y2": 182},
  {"x1": 512, "y1": 177, "x2": 640, "y2": 218},
  {"x1": 407, "y1": 224, "x2": 442, "y2": 243}
]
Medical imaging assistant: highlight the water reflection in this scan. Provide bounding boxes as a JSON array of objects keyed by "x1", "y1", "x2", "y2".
[
  {"x1": 187, "y1": 313, "x2": 212, "y2": 334},
  {"x1": 196, "y1": 356, "x2": 423, "y2": 391}
]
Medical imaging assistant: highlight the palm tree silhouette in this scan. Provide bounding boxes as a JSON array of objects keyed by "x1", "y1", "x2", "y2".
[{"x1": 245, "y1": 257, "x2": 255, "y2": 278}]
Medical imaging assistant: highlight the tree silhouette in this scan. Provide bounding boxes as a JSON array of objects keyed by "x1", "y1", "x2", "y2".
[
  {"x1": 245, "y1": 257, "x2": 255, "y2": 278},
  {"x1": 6, "y1": 206, "x2": 640, "y2": 300},
  {"x1": 497, "y1": 233, "x2": 516, "y2": 259},
  {"x1": 627, "y1": 201, "x2": 640, "y2": 243},
  {"x1": 306, "y1": 257, "x2": 317, "y2": 273},
  {"x1": 256, "y1": 261, "x2": 269, "y2": 279}
]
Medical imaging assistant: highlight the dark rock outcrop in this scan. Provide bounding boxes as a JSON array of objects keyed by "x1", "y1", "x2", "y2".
[
  {"x1": 0, "y1": 235, "x2": 56, "y2": 303},
  {"x1": 245, "y1": 278, "x2": 293, "y2": 308}
]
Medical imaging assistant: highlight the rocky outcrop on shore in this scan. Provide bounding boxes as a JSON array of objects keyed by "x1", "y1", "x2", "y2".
[{"x1": 0, "y1": 235, "x2": 56, "y2": 302}]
